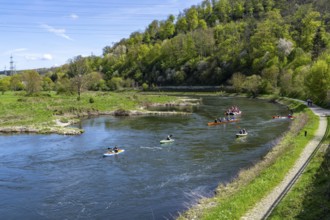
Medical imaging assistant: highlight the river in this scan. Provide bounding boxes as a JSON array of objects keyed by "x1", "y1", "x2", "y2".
[{"x1": 0, "y1": 96, "x2": 291, "y2": 219}]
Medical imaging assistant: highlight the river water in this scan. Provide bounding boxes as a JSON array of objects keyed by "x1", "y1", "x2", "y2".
[{"x1": 0, "y1": 96, "x2": 291, "y2": 219}]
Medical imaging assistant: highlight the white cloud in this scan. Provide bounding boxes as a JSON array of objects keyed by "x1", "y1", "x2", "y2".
[
  {"x1": 24, "y1": 53, "x2": 53, "y2": 61},
  {"x1": 40, "y1": 24, "x2": 73, "y2": 40},
  {"x1": 42, "y1": 54, "x2": 53, "y2": 60},
  {"x1": 70, "y1": 13, "x2": 79, "y2": 20}
]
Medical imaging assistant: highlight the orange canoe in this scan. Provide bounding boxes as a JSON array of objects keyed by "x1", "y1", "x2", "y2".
[{"x1": 207, "y1": 119, "x2": 240, "y2": 126}]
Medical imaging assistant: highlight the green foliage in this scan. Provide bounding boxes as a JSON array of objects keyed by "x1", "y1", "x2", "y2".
[
  {"x1": 10, "y1": 74, "x2": 24, "y2": 91},
  {"x1": 0, "y1": 77, "x2": 10, "y2": 94},
  {"x1": 56, "y1": 77, "x2": 73, "y2": 95},
  {"x1": 243, "y1": 75, "x2": 263, "y2": 97},
  {"x1": 67, "y1": 55, "x2": 90, "y2": 99},
  {"x1": 42, "y1": 76, "x2": 54, "y2": 92},
  {"x1": 305, "y1": 59, "x2": 330, "y2": 104},
  {"x1": 22, "y1": 70, "x2": 42, "y2": 95},
  {"x1": 229, "y1": 72, "x2": 246, "y2": 92},
  {"x1": 108, "y1": 77, "x2": 122, "y2": 91},
  {"x1": 142, "y1": 83, "x2": 149, "y2": 91}
]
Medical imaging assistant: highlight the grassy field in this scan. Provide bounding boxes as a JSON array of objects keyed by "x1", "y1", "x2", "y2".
[
  {"x1": 269, "y1": 117, "x2": 330, "y2": 219},
  {"x1": 179, "y1": 99, "x2": 319, "y2": 220},
  {"x1": 0, "y1": 91, "x2": 179, "y2": 132}
]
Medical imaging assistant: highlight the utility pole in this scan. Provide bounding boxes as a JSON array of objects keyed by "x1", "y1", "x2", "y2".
[{"x1": 10, "y1": 55, "x2": 14, "y2": 75}]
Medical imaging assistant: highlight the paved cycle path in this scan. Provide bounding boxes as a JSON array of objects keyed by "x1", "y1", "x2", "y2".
[{"x1": 241, "y1": 102, "x2": 329, "y2": 219}]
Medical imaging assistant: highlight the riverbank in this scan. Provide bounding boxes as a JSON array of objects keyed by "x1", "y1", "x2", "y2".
[
  {"x1": 268, "y1": 110, "x2": 330, "y2": 219},
  {"x1": 0, "y1": 91, "x2": 197, "y2": 135},
  {"x1": 242, "y1": 103, "x2": 328, "y2": 219},
  {"x1": 178, "y1": 98, "x2": 320, "y2": 219}
]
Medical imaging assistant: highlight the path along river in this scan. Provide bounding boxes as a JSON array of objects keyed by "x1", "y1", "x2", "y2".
[{"x1": 0, "y1": 96, "x2": 291, "y2": 220}]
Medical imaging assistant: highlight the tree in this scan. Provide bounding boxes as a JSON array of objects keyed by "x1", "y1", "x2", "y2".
[
  {"x1": 243, "y1": 75, "x2": 263, "y2": 97},
  {"x1": 292, "y1": 7, "x2": 321, "y2": 51},
  {"x1": 214, "y1": 0, "x2": 231, "y2": 22},
  {"x1": 67, "y1": 56, "x2": 90, "y2": 100},
  {"x1": 108, "y1": 77, "x2": 124, "y2": 91},
  {"x1": 22, "y1": 70, "x2": 42, "y2": 95},
  {"x1": 214, "y1": 21, "x2": 246, "y2": 63},
  {"x1": 261, "y1": 65, "x2": 280, "y2": 93},
  {"x1": 145, "y1": 20, "x2": 159, "y2": 41},
  {"x1": 311, "y1": 27, "x2": 327, "y2": 60},
  {"x1": 10, "y1": 74, "x2": 24, "y2": 91},
  {"x1": 176, "y1": 16, "x2": 188, "y2": 33},
  {"x1": 0, "y1": 77, "x2": 10, "y2": 94},
  {"x1": 305, "y1": 59, "x2": 330, "y2": 104},
  {"x1": 229, "y1": 72, "x2": 246, "y2": 92},
  {"x1": 42, "y1": 76, "x2": 54, "y2": 92},
  {"x1": 158, "y1": 15, "x2": 175, "y2": 40},
  {"x1": 186, "y1": 7, "x2": 199, "y2": 31},
  {"x1": 86, "y1": 72, "x2": 104, "y2": 91},
  {"x1": 249, "y1": 10, "x2": 289, "y2": 73}
]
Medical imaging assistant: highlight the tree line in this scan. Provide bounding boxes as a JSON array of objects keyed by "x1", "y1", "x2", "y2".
[{"x1": 1, "y1": 0, "x2": 330, "y2": 105}]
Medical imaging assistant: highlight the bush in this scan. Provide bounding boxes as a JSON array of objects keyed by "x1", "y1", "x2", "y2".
[
  {"x1": 142, "y1": 83, "x2": 149, "y2": 91},
  {"x1": 89, "y1": 97, "x2": 95, "y2": 103}
]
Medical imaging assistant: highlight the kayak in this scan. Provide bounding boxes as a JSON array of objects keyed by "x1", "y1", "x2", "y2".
[
  {"x1": 208, "y1": 119, "x2": 240, "y2": 126},
  {"x1": 236, "y1": 133, "x2": 248, "y2": 138},
  {"x1": 103, "y1": 149, "x2": 125, "y2": 156},
  {"x1": 160, "y1": 139, "x2": 174, "y2": 144},
  {"x1": 272, "y1": 115, "x2": 295, "y2": 119}
]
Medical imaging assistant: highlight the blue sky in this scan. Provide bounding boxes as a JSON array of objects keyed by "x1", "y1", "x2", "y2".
[{"x1": 1, "y1": 0, "x2": 201, "y2": 71}]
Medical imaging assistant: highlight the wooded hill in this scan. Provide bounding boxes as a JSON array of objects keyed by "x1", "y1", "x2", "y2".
[
  {"x1": 2, "y1": 0, "x2": 330, "y2": 105},
  {"x1": 94, "y1": 0, "x2": 330, "y2": 103}
]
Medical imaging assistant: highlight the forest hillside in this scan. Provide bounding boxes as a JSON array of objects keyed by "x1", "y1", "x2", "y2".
[
  {"x1": 1, "y1": 0, "x2": 330, "y2": 105},
  {"x1": 96, "y1": 0, "x2": 330, "y2": 103}
]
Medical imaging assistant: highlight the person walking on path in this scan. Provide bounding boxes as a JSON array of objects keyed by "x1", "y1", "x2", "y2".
[
  {"x1": 307, "y1": 98, "x2": 313, "y2": 106},
  {"x1": 241, "y1": 100, "x2": 329, "y2": 220}
]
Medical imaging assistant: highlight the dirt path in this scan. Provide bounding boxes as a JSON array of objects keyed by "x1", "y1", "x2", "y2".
[{"x1": 241, "y1": 103, "x2": 329, "y2": 220}]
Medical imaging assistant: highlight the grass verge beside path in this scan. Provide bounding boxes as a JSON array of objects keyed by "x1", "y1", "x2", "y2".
[
  {"x1": 269, "y1": 117, "x2": 330, "y2": 219},
  {"x1": 179, "y1": 99, "x2": 319, "y2": 220}
]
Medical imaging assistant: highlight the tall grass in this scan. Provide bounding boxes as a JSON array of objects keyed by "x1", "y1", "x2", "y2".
[
  {"x1": 0, "y1": 91, "x2": 178, "y2": 127},
  {"x1": 179, "y1": 101, "x2": 319, "y2": 220}
]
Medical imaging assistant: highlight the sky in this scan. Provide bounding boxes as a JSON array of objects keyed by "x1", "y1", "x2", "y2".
[{"x1": 0, "y1": 0, "x2": 202, "y2": 71}]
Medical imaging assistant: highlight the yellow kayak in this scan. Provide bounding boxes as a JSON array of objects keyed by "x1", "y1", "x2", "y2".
[{"x1": 103, "y1": 149, "x2": 125, "y2": 156}]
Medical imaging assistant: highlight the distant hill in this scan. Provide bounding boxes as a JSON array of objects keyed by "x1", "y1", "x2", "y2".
[{"x1": 80, "y1": 0, "x2": 329, "y2": 90}]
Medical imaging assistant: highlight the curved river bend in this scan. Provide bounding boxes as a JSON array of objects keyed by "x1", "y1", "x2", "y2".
[{"x1": 0, "y1": 96, "x2": 290, "y2": 219}]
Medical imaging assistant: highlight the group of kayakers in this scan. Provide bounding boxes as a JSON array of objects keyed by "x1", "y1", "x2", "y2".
[
  {"x1": 107, "y1": 146, "x2": 119, "y2": 153},
  {"x1": 225, "y1": 106, "x2": 241, "y2": 115},
  {"x1": 238, "y1": 128, "x2": 247, "y2": 134},
  {"x1": 214, "y1": 116, "x2": 236, "y2": 123}
]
